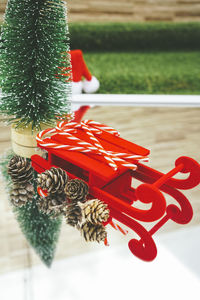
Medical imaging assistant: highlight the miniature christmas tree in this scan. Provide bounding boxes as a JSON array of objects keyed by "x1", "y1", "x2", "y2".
[
  {"x1": 0, "y1": 0, "x2": 71, "y2": 129},
  {"x1": 0, "y1": 0, "x2": 71, "y2": 266}
]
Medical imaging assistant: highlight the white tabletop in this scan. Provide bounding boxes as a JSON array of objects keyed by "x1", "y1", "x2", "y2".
[{"x1": 1, "y1": 225, "x2": 200, "y2": 300}]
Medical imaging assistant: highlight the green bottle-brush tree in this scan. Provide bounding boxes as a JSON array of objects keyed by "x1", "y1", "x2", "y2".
[
  {"x1": 0, "y1": 0, "x2": 71, "y2": 129},
  {"x1": 0, "y1": 0, "x2": 71, "y2": 266}
]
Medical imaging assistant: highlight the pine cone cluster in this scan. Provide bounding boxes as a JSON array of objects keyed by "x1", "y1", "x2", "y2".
[
  {"x1": 37, "y1": 167, "x2": 68, "y2": 194},
  {"x1": 37, "y1": 193, "x2": 67, "y2": 217},
  {"x1": 8, "y1": 155, "x2": 33, "y2": 184},
  {"x1": 64, "y1": 178, "x2": 89, "y2": 228},
  {"x1": 78, "y1": 199, "x2": 109, "y2": 243},
  {"x1": 8, "y1": 155, "x2": 34, "y2": 208},
  {"x1": 7, "y1": 153, "x2": 110, "y2": 246},
  {"x1": 64, "y1": 197, "x2": 109, "y2": 243},
  {"x1": 65, "y1": 179, "x2": 88, "y2": 202},
  {"x1": 36, "y1": 165, "x2": 109, "y2": 244}
]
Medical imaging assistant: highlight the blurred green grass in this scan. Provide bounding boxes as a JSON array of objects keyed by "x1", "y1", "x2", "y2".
[
  {"x1": 1, "y1": 22, "x2": 199, "y2": 94},
  {"x1": 84, "y1": 51, "x2": 200, "y2": 94}
]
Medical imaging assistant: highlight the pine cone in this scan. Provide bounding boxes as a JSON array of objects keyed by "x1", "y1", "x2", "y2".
[
  {"x1": 79, "y1": 199, "x2": 109, "y2": 224},
  {"x1": 65, "y1": 179, "x2": 88, "y2": 202},
  {"x1": 10, "y1": 183, "x2": 34, "y2": 207},
  {"x1": 8, "y1": 155, "x2": 33, "y2": 185},
  {"x1": 65, "y1": 203, "x2": 82, "y2": 227},
  {"x1": 37, "y1": 193, "x2": 67, "y2": 217},
  {"x1": 80, "y1": 222, "x2": 107, "y2": 243},
  {"x1": 37, "y1": 167, "x2": 68, "y2": 195}
]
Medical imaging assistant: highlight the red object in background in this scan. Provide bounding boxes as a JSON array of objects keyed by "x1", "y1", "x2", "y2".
[
  {"x1": 56, "y1": 49, "x2": 91, "y2": 82},
  {"x1": 56, "y1": 49, "x2": 100, "y2": 94},
  {"x1": 70, "y1": 50, "x2": 100, "y2": 94},
  {"x1": 70, "y1": 49, "x2": 92, "y2": 82},
  {"x1": 32, "y1": 120, "x2": 200, "y2": 262}
]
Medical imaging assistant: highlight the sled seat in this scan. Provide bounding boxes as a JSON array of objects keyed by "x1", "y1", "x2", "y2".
[{"x1": 34, "y1": 127, "x2": 149, "y2": 187}]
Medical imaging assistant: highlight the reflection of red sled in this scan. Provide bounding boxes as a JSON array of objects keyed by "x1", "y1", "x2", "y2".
[{"x1": 32, "y1": 120, "x2": 200, "y2": 262}]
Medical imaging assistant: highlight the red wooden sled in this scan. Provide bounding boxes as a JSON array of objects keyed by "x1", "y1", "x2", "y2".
[{"x1": 32, "y1": 121, "x2": 200, "y2": 262}]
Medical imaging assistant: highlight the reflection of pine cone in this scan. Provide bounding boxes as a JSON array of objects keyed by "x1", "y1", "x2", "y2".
[
  {"x1": 65, "y1": 179, "x2": 88, "y2": 202},
  {"x1": 65, "y1": 204, "x2": 82, "y2": 227},
  {"x1": 37, "y1": 193, "x2": 66, "y2": 217},
  {"x1": 8, "y1": 155, "x2": 33, "y2": 185},
  {"x1": 80, "y1": 199, "x2": 109, "y2": 224},
  {"x1": 80, "y1": 222, "x2": 107, "y2": 243},
  {"x1": 37, "y1": 167, "x2": 68, "y2": 194},
  {"x1": 10, "y1": 183, "x2": 34, "y2": 207}
]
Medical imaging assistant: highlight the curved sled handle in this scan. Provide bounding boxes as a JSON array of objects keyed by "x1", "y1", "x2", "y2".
[
  {"x1": 167, "y1": 156, "x2": 200, "y2": 190},
  {"x1": 110, "y1": 208, "x2": 157, "y2": 262},
  {"x1": 135, "y1": 156, "x2": 200, "y2": 191}
]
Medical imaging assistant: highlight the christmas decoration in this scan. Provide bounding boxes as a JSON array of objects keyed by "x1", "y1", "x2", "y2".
[
  {"x1": 0, "y1": 0, "x2": 71, "y2": 129},
  {"x1": 79, "y1": 222, "x2": 107, "y2": 243},
  {"x1": 65, "y1": 179, "x2": 89, "y2": 202},
  {"x1": 0, "y1": 0, "x2": 199, "y2": 266},
  {"x1": 65, "y1": 203, "x2": 82, "y2": 227},
  {"x1": 56, "y1": 49, "x2": 100, "y2": 95},
  {"x1": 0, "y1": 0, "x2": 71, "y2": 266},
  {"x1": 8, "y1": 155, "x2": 33, "y2": 184},
  {"x1": 10, "y1": 183, "x2": 34, "y2": 208},
  {"x1": 36, "y1": 120, "x2": 148, "y2": 171},
  {"x1": 32, "y1": 119, "x2": 200, "y2": 262},
  {"x1": 37, "y1": 193, "x2": 67, "y2": 217},
  {"x1": 37, "y1": 167, "x2": 68, "y2": 195},
  {"x1": 36, "y1": 171, "x2": 108, "y2": 239},
  {"x1": 10, "y1": 123, "x2": 53, "y2": 158},
  {"x1": 37, "y1": 174, "x2": 108, "y2": 242},
  {"x1": 79, "y1": 199, "x2": 110, "y2": 225},
  {"x1": 70, "y1": 50, "x2": 100, "y2": 95},
  {"x1": 7, "y1": 155, "x2": 34, "y2": 207}
]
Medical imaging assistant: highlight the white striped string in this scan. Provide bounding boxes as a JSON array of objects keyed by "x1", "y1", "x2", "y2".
[
  {"x1": 80, "y1": 122, "x2": 118, "y2": 170},
  {"x1": 36, "y1": 120, "x2": 149, "y2": 171}
]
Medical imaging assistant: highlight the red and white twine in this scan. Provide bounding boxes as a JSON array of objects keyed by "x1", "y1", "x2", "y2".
[
  {"x1": 109, "y1": 220, "x2": 128, "y2": 235},
  {"x1": 36, "y1": 120, "x2": 149, "y2": 171},
  {"x1": 103, "y1": 220, "x2": 128, "y2": 247},
  {"x1": 37, "y1": 187, "x2": 48, "y2": 198}
]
